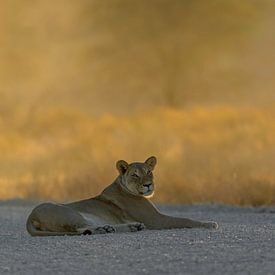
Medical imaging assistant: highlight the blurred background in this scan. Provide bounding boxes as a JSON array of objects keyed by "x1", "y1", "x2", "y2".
[{"x1": 0, "y1": 0, "x2": 274, "y2": 205}]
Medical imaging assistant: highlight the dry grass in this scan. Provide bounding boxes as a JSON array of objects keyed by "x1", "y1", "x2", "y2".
[
  {"x1": 0, "y1": 1, "x2": 275, "y2": 205},
  {"x1": 0, "y1": 106, "x2": 274, "y2": 206}
]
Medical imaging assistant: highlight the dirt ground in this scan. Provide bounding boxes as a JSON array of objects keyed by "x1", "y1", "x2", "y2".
[{"x1": 0, "y1": 200, "x2": 274, "y2": 275}]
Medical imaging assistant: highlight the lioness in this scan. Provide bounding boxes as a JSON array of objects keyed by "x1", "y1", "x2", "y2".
[{"x1": 26, "y1": 156, "x2": 218, "y2": 236}]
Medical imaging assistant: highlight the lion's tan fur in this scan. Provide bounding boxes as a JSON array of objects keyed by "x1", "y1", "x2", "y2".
[{"x1": 26, "y1": 156, "x2": 218, "y2": 236}]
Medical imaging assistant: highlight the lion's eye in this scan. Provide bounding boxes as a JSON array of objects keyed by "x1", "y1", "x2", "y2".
[{"x1": 132, "y1": 174, "x2": 139, "y2": 178}]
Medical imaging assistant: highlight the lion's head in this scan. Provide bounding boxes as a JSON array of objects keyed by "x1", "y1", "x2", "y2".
[{"x1": 116, "y1": 156, "x2": 157, "y2": 198}]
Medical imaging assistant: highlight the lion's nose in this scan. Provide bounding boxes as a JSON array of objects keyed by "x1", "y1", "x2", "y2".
[
  {"x1": 143, "y1": 183, "x2": 154, "y2": 191},
  {"x1": 143, "y1": 183, "x2": 151, "y2": 188}
]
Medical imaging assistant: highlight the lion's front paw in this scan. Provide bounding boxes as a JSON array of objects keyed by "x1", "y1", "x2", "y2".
[
  {"x1": 82, "y1": 229, "x2": 92, "y2": 235},
  {"x1": 128, "y1": 223, "x2": 146, "y2": 232},
  {"x1": 204, "y1": 221, "x2": 218, "y2": 229},
  {"x1": 94, "y1": 225, "x2": 116, "y2": 234}
]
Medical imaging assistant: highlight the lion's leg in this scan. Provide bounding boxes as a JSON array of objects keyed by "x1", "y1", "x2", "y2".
[
  {"x1": 26, "y1": 203, "x2": 90, "y2": 236},
  {"x1": 83, "y1": 222, "x2": 145, "y2": 235},
  {"x1": 27, "y1": 203, "x2": 145, "y2": 236},
  {"x1": 163, "y1": 216, "x2": 218, "y2": 229},
  {"x1": 110, "y1": 222, "x2": 145, "y2": 233},
  {"x1": 146, "y1": 214, "x2": 218, "y2": 230}
]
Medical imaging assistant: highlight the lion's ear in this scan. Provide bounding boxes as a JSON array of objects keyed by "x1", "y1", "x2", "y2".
[
  {"x1": 116, "y1": 160, "x2": 129, "y2": 175},
  {"x1": 145, "y1": 156, "x2": 157, "y2": 170}
]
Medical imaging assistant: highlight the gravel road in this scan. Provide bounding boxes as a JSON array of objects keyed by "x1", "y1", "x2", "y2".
[{"x1": 0, "y1": 200, "x2": 274, "y2": 275}]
